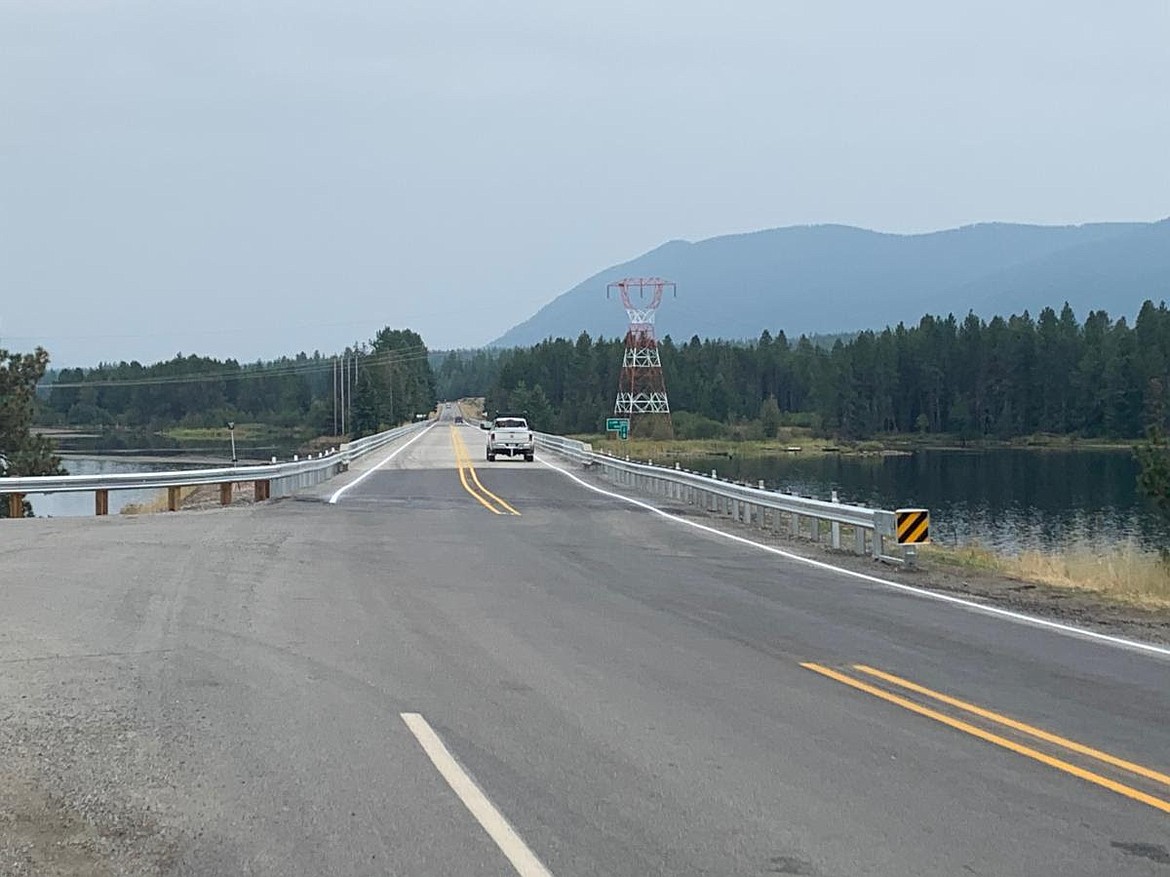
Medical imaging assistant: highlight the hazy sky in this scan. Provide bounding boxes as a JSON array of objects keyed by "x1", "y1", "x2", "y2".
[{"x1": 2, "y1": 1, "x2": 1168, "y2": 366}]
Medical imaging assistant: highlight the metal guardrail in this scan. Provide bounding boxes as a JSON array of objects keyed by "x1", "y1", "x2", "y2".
[
  {"x1": 1, "y1": 421, "x2": 428, "y2": 518},
  {"x1": 533, "y1": 432, "x2": 916, "y2": 564}
]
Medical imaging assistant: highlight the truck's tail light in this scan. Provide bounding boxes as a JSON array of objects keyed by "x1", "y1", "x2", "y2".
[{"x1": 490, "y1": 433, "x2": 495, "y2": 442}]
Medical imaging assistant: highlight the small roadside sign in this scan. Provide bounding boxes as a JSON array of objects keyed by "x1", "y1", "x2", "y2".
[
  {"x1": 606, "y1": 417, "x2": 630, "y2": 440},
  {"x1": 895, "y1": 508, "x2": 930, "y2": 544}
]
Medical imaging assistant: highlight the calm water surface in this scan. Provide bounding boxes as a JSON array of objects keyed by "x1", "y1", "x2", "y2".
[
  {"x1": 671, "y1": 448, "x2": 1166, "y2": 553},
  {"x1": 29, "y1": 457, "x2": 202, "y2": 518}
]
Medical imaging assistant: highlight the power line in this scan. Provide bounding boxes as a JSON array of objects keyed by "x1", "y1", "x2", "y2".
[{"x1": 2, "y1": 317, "x2": 404, "y2": 343}]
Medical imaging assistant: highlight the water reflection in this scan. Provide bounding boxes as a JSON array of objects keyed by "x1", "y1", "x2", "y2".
[
  {"x1": 52, "y1": 429, "x2": 296, "y2": 459},
  {"x1": 671, "y1": 449, "x2": 1167, "y2": 553}
]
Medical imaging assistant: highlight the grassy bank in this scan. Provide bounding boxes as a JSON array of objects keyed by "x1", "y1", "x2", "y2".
[
  {"x1": 163, "y1": 423, "x2": 310, "y2": 443},
  {"x1": 922, "y1": 542, "x2": 1170, "y2": 609},
  {"x1": 872, "y1": 431, "x2": 1139, "y2": 453},
  {"x1": 578, "y1": 428, "x2": 1141, "y2": 461},
  {"x1": 580, "y1": 429, "x2": 853, "y2": 461}
]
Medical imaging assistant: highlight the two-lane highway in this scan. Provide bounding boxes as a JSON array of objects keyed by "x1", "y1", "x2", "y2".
[{"x1": 2, "y1": 416, "x2": 1169, "y2": 875}]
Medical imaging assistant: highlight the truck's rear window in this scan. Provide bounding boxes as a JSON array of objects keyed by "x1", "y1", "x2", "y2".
[{"x1": 495, "y1": 419, "x2": 527, "y2": 429}]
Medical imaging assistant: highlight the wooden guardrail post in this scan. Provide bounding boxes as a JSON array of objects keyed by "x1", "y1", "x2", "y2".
[
  {"x1": 254, "y1": 479, "x2": 270, "y2": 501},
  {"x1": 220, "y1": 483, "x2": 233, "y2": 506},
  {"x1": 166, "y1": 486, "x2": 182, "y2": 511},
  {"x1": 95, "y1": 489, "x2": 109, "y2": 516},
  {"x1": 8, "y1": 493, "x2": 24, "y2": 518}
]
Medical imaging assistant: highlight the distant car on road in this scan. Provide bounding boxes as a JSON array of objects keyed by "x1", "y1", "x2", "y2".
[
  {"x1": 454, "y1": 415, "x2": 464, "y2": 424},
  {"x1": 486, "y1": 417, "x2": 534, "y2": 462}
]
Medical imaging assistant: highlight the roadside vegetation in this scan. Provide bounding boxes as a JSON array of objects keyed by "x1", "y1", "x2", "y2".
[{"x1": 922, "y1": 541, "x2": 1170, "y2": 609}]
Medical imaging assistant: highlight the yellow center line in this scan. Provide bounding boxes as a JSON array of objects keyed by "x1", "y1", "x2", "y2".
[
  {"x1": 852, "y1": 664, "x2": 1170, "y2": 789},
  {"x1": 801, "y1": 662, "x2": 1170, "y2": 815},
  {"x1": 452, "y1": 427, "x2": 521, "y2": 516},
  {"x1": 450, "y1": 428, "x2": 502, "y2": 514},
  {"x1": 467, "y1": 466, "x2": 521, "y2": 516},
  {"x1": 449, "y1": 426, "x2": 520, "y2": 515}
]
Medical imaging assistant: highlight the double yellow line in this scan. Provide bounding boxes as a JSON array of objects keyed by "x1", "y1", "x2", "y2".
[
  {"x1": 803, "y1": 661, "x2": 1170, "y2": 815},
  {"x1": 450, "y1": 426, "x2": 520, "y2": 516}
]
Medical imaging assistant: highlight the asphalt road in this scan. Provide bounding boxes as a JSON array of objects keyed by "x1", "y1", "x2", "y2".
[{"x1": 2, "y1": 411, "x2": 1169, "y2": 875}]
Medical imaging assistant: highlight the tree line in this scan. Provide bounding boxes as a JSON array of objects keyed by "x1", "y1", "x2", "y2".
[
  {"x1": 39, "y1": 328, "x2": 436, "y2": 437},
  {"x1": 445, "y1": 301, "x2": 1170, "y2": 442}
]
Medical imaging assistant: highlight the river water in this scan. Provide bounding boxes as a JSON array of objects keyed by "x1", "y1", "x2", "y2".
[
  {"x1": 671, "y1": 448, "x2": 1167, "y2": 554},
  {"x1": 28, "y1": 457, "x2": 203, "y2": 518}
]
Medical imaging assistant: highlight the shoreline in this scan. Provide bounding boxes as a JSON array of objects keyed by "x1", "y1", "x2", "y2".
[{"x1": 581, "y1": 433, "x2": 1140, "y2": 460}]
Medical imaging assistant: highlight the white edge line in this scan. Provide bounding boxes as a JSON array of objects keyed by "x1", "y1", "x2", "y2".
[
  {"x1": 536, "y1": 455, "x2": 1170, "y2": 661},
  {"x1": 327, "y1": 423, "x2": 436, "y2": 504},
  {"x1": 401, "y1": 712, "x2": 554, "y2": 877}
]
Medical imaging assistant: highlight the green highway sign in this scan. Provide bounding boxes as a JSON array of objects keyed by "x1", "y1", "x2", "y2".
[{"x1": 605, "y1": 417, "x2": 630, "y2": 440}]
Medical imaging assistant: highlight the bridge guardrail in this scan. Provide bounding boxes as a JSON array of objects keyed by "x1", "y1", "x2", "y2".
[
  {"x1": 532, "y1": 431, "x2": 913, "y2": 564},
  {"x1": 1, "y1": 421, "x2": 428, "y2": 518}
]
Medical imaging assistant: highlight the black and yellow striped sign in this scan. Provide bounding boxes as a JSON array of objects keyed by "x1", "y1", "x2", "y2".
[{"x1": 896, "y1": 508, "x2": 930, "y2": 544}]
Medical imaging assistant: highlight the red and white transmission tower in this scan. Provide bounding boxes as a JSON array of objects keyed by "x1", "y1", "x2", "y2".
[{"x1": 608, "y1": 277, "x2": 676, "y2": 436}]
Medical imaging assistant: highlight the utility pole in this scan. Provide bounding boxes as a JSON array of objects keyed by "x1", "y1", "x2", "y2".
[
  {"x1": 390, "y1": 374, "x2": 394, "y2": 427},
  {"x1": 333, "y1": 357, "x2": 338, "y2": 436}
]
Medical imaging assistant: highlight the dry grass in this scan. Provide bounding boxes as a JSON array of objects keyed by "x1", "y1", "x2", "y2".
[
  {"x1": 923, "y1": 541, "x2": 1170, "y2": 608},
  {"x1": 119, "y1": 485, "x2": 200, "y2": 515},
  {"x1": 920, "y1": 543, "x2": 1005, "y2": 573},
  {"x1": 1008, "y1": 545, "x2": 1170, "y2": 607}
]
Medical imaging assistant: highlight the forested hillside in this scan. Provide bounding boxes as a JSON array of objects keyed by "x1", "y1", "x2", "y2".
[{"x1": 478, "y1": 301, "x2": 1170, "y2": 441}]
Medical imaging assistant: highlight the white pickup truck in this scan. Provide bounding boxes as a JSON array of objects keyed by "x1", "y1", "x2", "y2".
[{"x1": 486, "y1": 417, "x2": 535, "y2": 462}]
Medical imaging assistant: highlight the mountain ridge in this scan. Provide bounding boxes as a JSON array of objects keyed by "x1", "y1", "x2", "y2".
[{"x1": 490, "y1": 219, "x2": 1169, "y2": 346}]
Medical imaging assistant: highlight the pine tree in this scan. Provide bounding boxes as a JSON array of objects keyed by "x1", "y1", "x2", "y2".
[
  {"x1": 759, "y1": 395, "x2": 782, "y2": 438},
  {"x1": 1136, "y1": 377, "x2": 1170, "y2": 555},
  {"x1": 1, "y1": 347, "x2": 65, "y2": 517}
]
